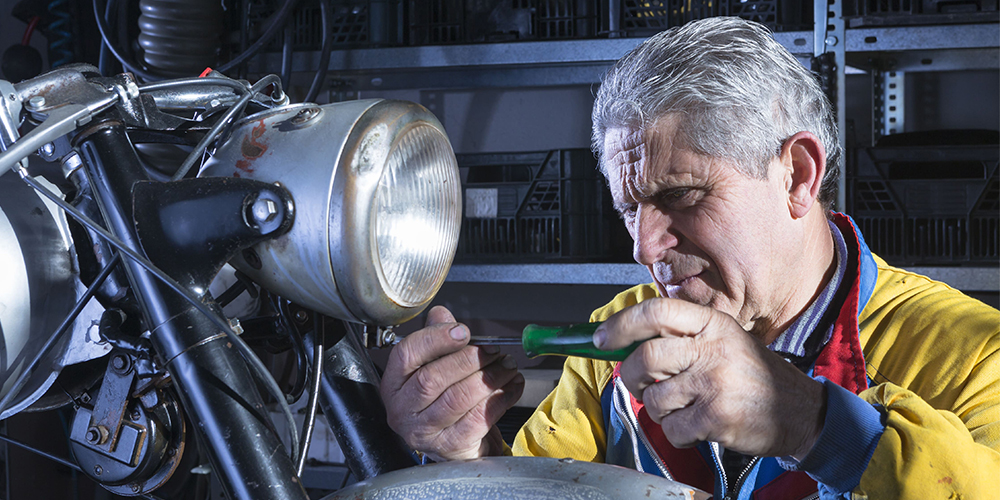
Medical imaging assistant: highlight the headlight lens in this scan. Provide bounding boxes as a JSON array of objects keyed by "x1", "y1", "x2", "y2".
[{"x1": 375, "y1": 124, "x2": 461, "y2": 307}]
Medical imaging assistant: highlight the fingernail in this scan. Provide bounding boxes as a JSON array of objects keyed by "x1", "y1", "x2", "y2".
[
  {"x1": 481, "y1": 344, "x2": 500, "y2": 354},
  {"x1": 450, "y1": 325, "x2": 467, "y2": 341},
  {"x1": 500, "y1": 355, "x2": 517, "y2": 370},
  {"x1": 592, "y1": 326, "x2": 607, "y2": 349}
]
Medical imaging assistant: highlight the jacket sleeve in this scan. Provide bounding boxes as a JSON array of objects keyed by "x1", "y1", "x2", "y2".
[
  {"x1": 853, "y1": 381, "x2": 1000, "y2": 499},
  {"x1": 511, "y1": 356, "x2": 614, "y2": 462},
  {"x1": 854, "y1": 260, "x2": 1000, "y2": 499}
]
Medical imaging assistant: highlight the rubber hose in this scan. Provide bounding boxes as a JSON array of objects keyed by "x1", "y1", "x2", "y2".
[{"x1": 137, "y1": 0, "x2": 225, "y2": 77}]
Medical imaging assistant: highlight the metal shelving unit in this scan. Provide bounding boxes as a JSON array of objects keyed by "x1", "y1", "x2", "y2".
[{"x1": 251, "y1": 7, "x2": 998, "y2": 293}]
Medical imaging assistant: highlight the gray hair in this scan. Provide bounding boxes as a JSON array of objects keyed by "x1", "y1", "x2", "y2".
[{"x1": 592, "y1": 17, "x2": 841, "y2": 207}]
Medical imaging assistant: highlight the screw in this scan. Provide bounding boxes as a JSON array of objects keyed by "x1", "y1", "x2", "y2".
[
  {"x1": 825, "y1": 35, "x2": 839, "y2": 47},
  {"x1": 27, "y1": 96, "x2": 45, "y2": 109},
  {"x1": 242, "y1": 248, "x2": 262, "y2": 270},
  {"x1": 167, "y1": 448, "x2": 177, "y2": 457},
  {"x1": 130, "y1": 408, "x2": 142, "y2": 422},
  {"x1": 94, "y1": 465, "x2": 103, "y2": 476},
  {"x1": 85, "y1": 427, "x2": 101, "y2": 444},
  {"x1": 381, "y1": 329, "x2": 396, "y2": 346},
  {"x1": 131, "y1": 484, "x2": 141, "y2": 493},
  {"x1": 294, "y1": 310, "x2": 309, "y2": 323},
  {"x1": 252, "y1": 198, "x2": 278, "y2": 224}
]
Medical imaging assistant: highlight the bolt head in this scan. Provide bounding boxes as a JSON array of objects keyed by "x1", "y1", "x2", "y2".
[
  {"x1": 94, "y1": 464, "x2": 103, "y2": 475},
  {"x1": 130, "y1": 408, "x2": 142, "y2": 421},
  {"x1": 111, "y1": 354, "x2": 129, "y2": 372},
  {"x1": 39, "y1": 142, "x2": 55, "y2": 157},
  {"x1": 252, "y1": 198, "x2": 278, "y2": 224},
  {"x1": 27, "y1": 95, "x2": 45, "y2": 109}
]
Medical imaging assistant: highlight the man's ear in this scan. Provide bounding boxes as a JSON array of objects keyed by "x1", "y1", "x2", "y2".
[{"x1": 780, "y1": 131, "x2": 826, "y2": 219}]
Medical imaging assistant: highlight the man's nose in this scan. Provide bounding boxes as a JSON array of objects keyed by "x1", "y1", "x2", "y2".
[{"x1": 632, "y1": 203, "x2": 678, "y2": 265}]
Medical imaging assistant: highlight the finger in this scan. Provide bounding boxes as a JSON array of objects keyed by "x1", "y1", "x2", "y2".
[
  {"x1": 618, "y1": 336, "x2": 699, "y2": 398},
  {"x1": 594, "y1": 297, "x2": 716, "y2": 351},
  {"x1": 381, "y1": 319, "x2": 472, "y2": 396},
  {"x1": 443, "y1": 372, "x2": 523, "y2": 457},
  {"x1": 393, "y1": 344, "x2": 505, "y2": 414},
  {"x1": 636, "y1": 370, "x2": 705, "y2": 424},
  {"x1": 419, "y1": 354, "x2": 522, "y2": 428},
  {"x1": 658, "y1": 404, "x2": 713, "y2": 449}
]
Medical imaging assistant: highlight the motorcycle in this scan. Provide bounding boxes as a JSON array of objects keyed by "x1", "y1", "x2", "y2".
[{"x1": 0, "y1": 65, "x2": 706, "y2": 500}]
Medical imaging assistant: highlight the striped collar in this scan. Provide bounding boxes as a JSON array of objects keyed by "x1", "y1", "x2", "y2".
[{"x1": 768, "y1": 220, "x2": 848, "y2": 358}]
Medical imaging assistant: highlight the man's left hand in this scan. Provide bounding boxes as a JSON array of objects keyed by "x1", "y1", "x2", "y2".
[{"x1": 594, "y1": 297, "x2": 826, "y2": 459}]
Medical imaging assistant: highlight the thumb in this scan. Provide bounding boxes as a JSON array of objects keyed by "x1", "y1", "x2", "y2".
[{"x1": 425, "y1": 305, "x2": 457, "y2": 327}]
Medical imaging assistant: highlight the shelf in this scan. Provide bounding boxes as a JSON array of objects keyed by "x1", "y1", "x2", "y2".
[
  {"x1": 845, "y1": 23, "x2": 998, "y2": 52},
  {"x1": 845, "y1": 23, "x2": 999, "y2": 71},
  {"x1": 251, "y1": 32, "x2": 814, "y2": 91},
  {"x1": 446, "y1": 263, "x2": 999, "y2": 291}
]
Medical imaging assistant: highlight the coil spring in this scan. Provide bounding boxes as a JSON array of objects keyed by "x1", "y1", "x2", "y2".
[{"x1": 47, "y1": 0, "x2": 74, "y2": 67}]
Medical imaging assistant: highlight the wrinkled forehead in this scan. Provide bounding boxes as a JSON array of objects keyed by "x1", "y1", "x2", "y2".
[{"x1": 602, "y1": 118, "x2": 681, "y2": 199}]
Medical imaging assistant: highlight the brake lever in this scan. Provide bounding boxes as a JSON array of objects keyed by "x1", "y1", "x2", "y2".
[{"x1": 0, "y1": 92, "x2": 119, "y2": 178}]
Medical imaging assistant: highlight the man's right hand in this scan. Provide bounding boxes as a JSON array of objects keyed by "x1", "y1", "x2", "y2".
[{"x1": 380, "y1": 305, "x2": 525, "y2": 461}]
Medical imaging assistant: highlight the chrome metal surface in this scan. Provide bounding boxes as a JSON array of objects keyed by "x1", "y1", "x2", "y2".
[
  {"x1": 468, "y1": 336, "x2": 523, "y2": 347},
  {"x1": 320, "y1": 456, "x2": 710, "y2": 500},
  {"x1": 200, "y1": 99, "x2": 460, "y2": 326},
  {"x1": 0, "y1": 173, "x2": 81, "y2": 417}
]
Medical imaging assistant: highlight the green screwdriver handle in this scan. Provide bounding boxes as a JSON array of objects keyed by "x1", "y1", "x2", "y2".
[{"x1": 521, "y1": 323, "x2": 640, "y2": 362}]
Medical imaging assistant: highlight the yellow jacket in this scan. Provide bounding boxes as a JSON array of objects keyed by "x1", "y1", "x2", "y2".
[{"x1": 514, "y1": 251, "x2": 999, "y2": 498}]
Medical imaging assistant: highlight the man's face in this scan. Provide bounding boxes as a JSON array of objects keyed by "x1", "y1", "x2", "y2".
[{"x1": 603, "y1": 117, "x2": 795, "y2": 331}]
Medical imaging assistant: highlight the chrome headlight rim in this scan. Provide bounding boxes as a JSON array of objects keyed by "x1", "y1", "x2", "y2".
[{"x1": 330, "y1": 100, "x2": 460, "y2": 325}]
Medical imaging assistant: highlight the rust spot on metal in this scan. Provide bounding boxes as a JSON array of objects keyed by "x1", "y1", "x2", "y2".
[
  {"x1": 241, "y1": 119, "x2": 268, "y2": 159},
  {"x1": 235, "y1": 159, "x2": 253, "y2": 174}
]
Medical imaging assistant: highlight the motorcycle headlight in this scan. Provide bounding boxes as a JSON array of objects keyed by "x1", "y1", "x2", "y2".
[{"x1": 200, "y1": 99, "x2": 460, "y2": 326}]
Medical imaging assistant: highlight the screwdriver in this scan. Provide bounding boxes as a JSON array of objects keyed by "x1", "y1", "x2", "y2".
[{"x1": 468, "y1": 322, "x2": 641, "y2": 362}]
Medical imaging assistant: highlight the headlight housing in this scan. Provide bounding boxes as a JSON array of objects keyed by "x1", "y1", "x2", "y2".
[{"x1": 200, "y1": 99, "x2": 461, "y2": 326}]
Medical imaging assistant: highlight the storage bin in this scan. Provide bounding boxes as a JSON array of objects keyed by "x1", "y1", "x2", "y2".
[
  {"x1": 457, "y1": 149, "x2": 632, "y2": 262},
  {"x1": 848, "y1": 130, "x2": 999, "y2": 265}
]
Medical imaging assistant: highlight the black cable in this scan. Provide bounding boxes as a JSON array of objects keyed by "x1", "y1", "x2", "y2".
[
  {"x1": 17, "y1": 171, "x2": 300, "y2": 462},
  {"x1": 93, "y1": 0, "x2": 300, "y2": 80},
  {"x1": 280, "y1": 26, "x2": 294, "y2": 92},
  {"x1": 216, "y1": 0, "x2": 302, "y2": 73},
  {"x1": 93, "y1": 0, "x2": 163, "y2": 81},
  {"x1": 97, "y1": 0, "x2": 115, "y2": 75},
  {"x1": 304, "y1": 0, "x2": 333, "y2": 103}
]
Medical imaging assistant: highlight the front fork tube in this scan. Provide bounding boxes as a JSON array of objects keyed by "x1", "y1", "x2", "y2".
[
  {"x1": 77, "y1": 123, "x2": 308, "y2": 500},
  {"x1": 305, "y1": 322, "x2": 418, "y2": 481}
]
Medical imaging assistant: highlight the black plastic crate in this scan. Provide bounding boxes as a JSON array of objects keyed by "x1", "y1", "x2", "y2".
[
  {"x1": 457, "y1": 149, "x2": 631, "y2": 262},
  {"x1": 848, "y1": 131, "x2": 1000, "y2": 265},
  {"x1": 726, "y1": 0, "x2": 813, "y2": 31},
  {"x1": 843, "y1": 0, "x2": 998, "y2": 25},
  {"x1": 614, "y1": 0, "x2": 810, "y2": 36},
  {"x1": 407, "y1": 0, "x2": 598, "y2": 44},
  {"x1": 249, "y1": 0, "x2": 400, "y2": 51}
]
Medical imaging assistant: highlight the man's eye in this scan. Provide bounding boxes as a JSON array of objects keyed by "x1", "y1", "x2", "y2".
[
  {"x1": 659, "y1": 188, "x2": 696, "y2": 207},
  {"x1": 617, "y1": 205, "x2": 637, "y2": 221}
]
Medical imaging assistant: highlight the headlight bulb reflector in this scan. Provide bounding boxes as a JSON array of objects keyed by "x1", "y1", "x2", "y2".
[{"x1": 375, "y1": 124, "x2": 461, "y2": 307}]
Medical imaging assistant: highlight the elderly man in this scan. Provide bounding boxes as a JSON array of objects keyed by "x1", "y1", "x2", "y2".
[{"x1": 379, "y1": 16, "x2": 999, "y2": 499}]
